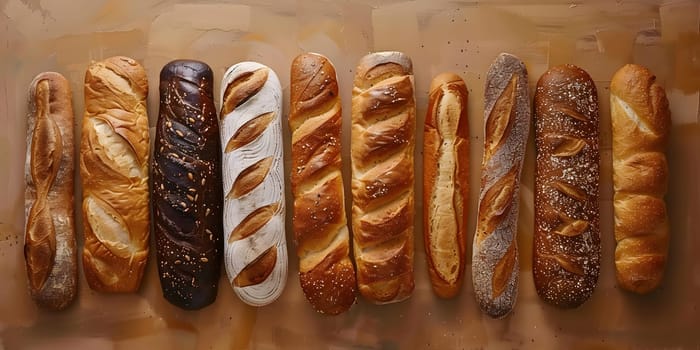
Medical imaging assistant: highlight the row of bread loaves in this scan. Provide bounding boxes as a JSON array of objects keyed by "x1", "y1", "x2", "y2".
[{"x1": 23, "y1": 54, "x2": 669, "y2": 317}]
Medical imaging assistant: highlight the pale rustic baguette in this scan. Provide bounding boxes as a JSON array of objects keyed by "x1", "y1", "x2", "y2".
[
  {"x1": 351, "y1": 51, "x2": 415, "y2": 304},
  {"x1": 533, "y1": 64, "x2": 601, "y2": 308},
  {"x1": 423, "y1": 72, "x2": 469, "y2": 299},
  {"x1": 610, "y1": 64, "x2": 671, "y2": 294},
  {"x1": 220, "y1": 62, "x2": 288, "y2": 306},
  {"x1": 289, "y1": 53, "x2": 357, "y2": 314},
  {"x1": 153, "y1": 60, "x2": 223, "y2": 309},
  {"x1": 24, "y1": 72, "x2": 78, "y2": 310},
  {"x1": 472, "y1": 53, "x2": 530, "y2": 318},
  {"x1": 80, "y1": 56, "x2": 150, "y2": 293}
]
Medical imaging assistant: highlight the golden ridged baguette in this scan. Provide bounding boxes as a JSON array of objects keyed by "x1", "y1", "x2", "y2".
[
  {"x1": 610, "y1": 64, "x2": 671, "y2": 294},
  {"x1": 533, "y1": 64, "x2": 601, "y2": 308},
  {"x1": 24, "y1": 72, "x2": 78, "y2": 310},
  {"x1": 81, "y1": 56, "x2": 150, "y2": 293},
  {"x1": 472, "y1": 53, "x2": 530, "y2": 318},
  {"x1": 289, "y1": 53, "x2": 357, "y2": 314},
  {"x1": 423, "y1": 72, "x2": 469, "y2": 299},
  {"x1": 351, "y1": 51, "x2": 415, "y2": 304}
]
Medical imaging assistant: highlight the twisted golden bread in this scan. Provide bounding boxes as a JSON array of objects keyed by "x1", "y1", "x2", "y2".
[
  {"x1": 289, "y1": 53, "x2": 357, "y2": 314},
  {"x1": 351, "y1": 51, "x2": 415, "y2": 304},
  {"x1": 610, "y1": 64, "x2": 671, "y2": 294}
]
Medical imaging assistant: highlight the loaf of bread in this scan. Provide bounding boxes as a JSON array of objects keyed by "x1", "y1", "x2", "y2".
[
  {"x1": 472, "y1": 53, "x2": 530, "y2": 318},
  {"x1": 533, "y1": 64, "x2": 601, "y2": 308},
  {"x1": 220, "y1": 62, "x2": 288, "y2": 306},
  {"x1": 289, "y1": 53, "x2": 357, "y2": 315},
  {"x1": 24, "y1": 72, "x2": 78, "y2": 310},
  {"x1": 610, "y1": 64, "x2": 671, "y2": 294},
  {"x1": 289, "y1": 53, "x2": 357, "y2": 314},
  {"x1": 351, "y1": 51, "x2": 415, "y2": 304},
  {"x1": 81, "y1": 56, "x2": 150, "y2": 293},
  {"x1": 423, "y1": 72, "x2": 469, "y2": 299},
  {"x1": 152, "y1": 60, "x2": 223, "y2": 309}
]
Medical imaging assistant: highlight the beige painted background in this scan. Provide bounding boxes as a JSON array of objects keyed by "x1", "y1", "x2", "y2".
[{"x1": 0, "y1": 0, "x2": 699, "y2": 349}]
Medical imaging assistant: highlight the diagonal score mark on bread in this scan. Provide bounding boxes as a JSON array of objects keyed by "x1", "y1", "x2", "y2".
[
  {"x1": 611, "y1": 94, "x2": 652, "y2": 134},
  {"x1": 484, "y1": 75, "x2": 517, "y2": 162}
]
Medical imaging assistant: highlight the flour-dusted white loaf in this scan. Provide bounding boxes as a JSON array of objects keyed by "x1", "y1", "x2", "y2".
[{"x1": 219, "y1": 62, "x2": 288, "y2": 306}]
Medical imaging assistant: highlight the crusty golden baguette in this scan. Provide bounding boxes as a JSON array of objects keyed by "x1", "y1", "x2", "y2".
[
  {"x1": 351, "y1": 51, "x2": 415, "y2": 304},
  {"x1": 24, "y1": 72, "x2": 78, "y2": 310},
  {"x1": 289, "y1": 53, "x2": 357, "y2": 314},
  {"x1": 610, "y1": 64, "x2": 671, "y2": 294},
  {"x1": 220, "y1": 62, "x2": 288, "y2": 306},
  {"x1": 423, "y1": 72, "x2": 469, "y2": 299},
  {"x1": 533, "y1": 64, "x2": 601, "y2": 308},
  {"x1": 81, "y1": 56, "x2": 150, "y2": 293},
  {"x1": 472, "y1": 53, "x2": 530, "y2": 318}
]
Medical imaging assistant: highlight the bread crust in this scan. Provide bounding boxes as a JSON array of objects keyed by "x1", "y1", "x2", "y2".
[
  {"x1": 472, "y1": 53, "x2": 530, "y2": 318},
  {"x1": 351, "y1": 51, "x2": 415, "y2": 304},
  {"x1": 25, "y1": 72, "x2": 78, "y2": 310},
  {"x1": 533, "y1": 64, "x2": 601, "y2": 308},
  {"x1": 610, "y1": 64, "x2": 671, "y2": 294},
  {"x1": 80, "y1": 56, "x2": 150, "y2": 293},
  {"x1": 423, "y1": 72, "x2": 469, "y2": 299}
]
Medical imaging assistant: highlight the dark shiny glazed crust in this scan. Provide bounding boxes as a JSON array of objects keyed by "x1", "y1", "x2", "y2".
[{"x1": 153, "y1": 60, "x2": 223, "y2": 310}]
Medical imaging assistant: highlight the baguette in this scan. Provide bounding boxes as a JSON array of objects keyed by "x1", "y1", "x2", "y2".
[
  {"x1": 220, "y1": 62, "x2": 288, "y2": 306},
  {"x1": 80, "y1": 56, "x2": 150, "y2": 292},
  {"x1": 24, "y1": 72, "x2": 78, "y2": 310},
  {"x1": 472, "y1": 53, "x2": 530, "y2": 318},
  {"x1": 351, "y1": 51, "x2": 415, "y2": 304},
  {"x1": 423, "y1": 72, "x2": 469, "y2": 299},
  {"x1": 533, "y1": 64, "x2": 601, "y2": 308},
  {"x1": 289, "y1": 53, "x2": 357, "y2": 314},
  {"x1": 153, "y1": 60, "x2": 223, "y2": 309},
  {"x1": 610, "y1": 64, "x2": 671, "y2": 294}
]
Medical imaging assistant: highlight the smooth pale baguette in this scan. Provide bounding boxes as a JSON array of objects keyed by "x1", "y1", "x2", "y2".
[
  {"x1": 289, "y1": 53, "x2": 357, "y2": 314},
  {"x1": 533, "y1": 64, "x2": 601, "y2": 308},
  {"x1": 610, "y1": 64, "x2": 671, "y2": 294},
  {"x1": 220, "y1": 62, "x2": 288, "y2": 306},
  {"x1": 351, "y1": 51, "x2": 416, "y2": 304},
  {"x1": 153, "y1": 60, "x2": 223, "y2": 309},
  {"x1": 24, "y1": 72, "x2": 78, "y2": 310},
  {"x1": 472, "y1": 53, "x2": 530, "y2": 318},
  {"x1": 80, "y1": 56, "x2": 150, "y2": 293},
  {"x1": 423, "y1": 72, "x2": 469, "y2": 299}
]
